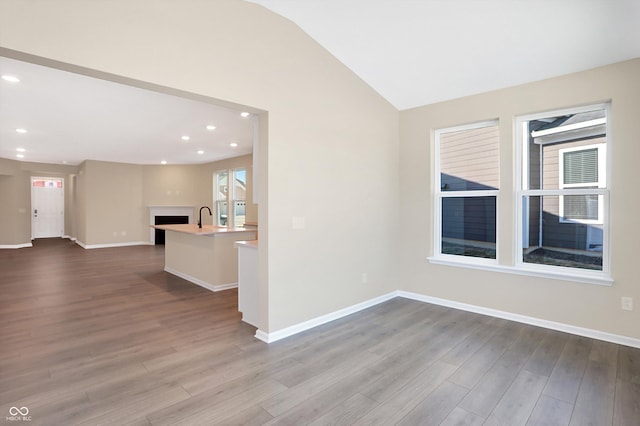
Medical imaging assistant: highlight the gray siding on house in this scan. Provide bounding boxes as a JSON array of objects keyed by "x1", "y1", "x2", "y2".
[
  {"x1": 442, "y1": 196, "x2": 496, "y2": 243},
  {"x1": 526, "y1": 136, "x2": 605, "y2": 251},
  {"x1": 440, "y1": 125, "x2": 499, "y2": 191},
  {"x1": 440, "y1": 125, "x2": 499, "y2": 246}
]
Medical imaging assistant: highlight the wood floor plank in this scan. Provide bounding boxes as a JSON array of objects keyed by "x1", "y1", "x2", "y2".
[
  {"x1": 439, "y1": 406, "x2": 485, "y2": 426},
  {"x1": 448, "y1": 321, "x2": 522, "y2": 389},
  {"x1": 353, "y1": 361, "x2": 458, "y2": 425},
  {"x1": 307, "y1": 393, "x2": 378, "y2": 426},
  {"x1": 617, "y1": 345, "x2": 640, "y2": 384},
  {"x1": 569, "y1": 359, "x2": 617, "y2": 426},
  {"x1": 259, "y1": 350, "x2": 381, "y2": 417},
  {"x1": 263, "y1": 367, "x2": 381, "y2": 426},
  {"x1": 612, "y1": 378, "x2": 640, "y2": 426},
  {"x1": 396, "y1": 380, "x2": 469, "y2": 426},
  {"x1": 484, "y1": 370, "x2": 547, "y2": 426},
  {"x1": 543, "y1": 335, "x2": 593, "y2": 403},
  {"x1": 526, "y1": 395, "x2": 573, "y2": 426},
  {"x1": 524, "y1": 329, "x2": 569, "y2": 377},
  {"x1": 458, "y1": 345, "x2": 533, "y2": 418}
]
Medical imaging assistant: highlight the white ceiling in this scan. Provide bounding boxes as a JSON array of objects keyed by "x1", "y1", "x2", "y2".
[
  {"x1": 248, "y1": 0, "x2": 640, "y2": 110},
  {"x1": 2, "y1": 1, "x2": 639, "y2": 166},
  {"x1": 0, "y1": 56, "x2": 254, "y2": 166}
]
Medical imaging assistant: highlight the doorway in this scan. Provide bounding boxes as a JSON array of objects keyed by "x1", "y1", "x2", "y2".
[{"x1": 31, "y1": 177, "x2": 64, "y2": 239}]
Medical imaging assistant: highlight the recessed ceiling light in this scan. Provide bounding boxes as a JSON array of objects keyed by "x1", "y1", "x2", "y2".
[
  {"x1": 197, "y1": 150, "x2": 204, "y2": 155},
  {"x1": 16, "y1": 147, "x2": 26, "y2": 152},
  {"x1": 206, "y1": 125, "x2": 216, "y2": 131},
  {"x1": 16, "y1": 128, "x2": 27, "y2": 134},
  {"x1": 230, "y1": 142, "x2": 238, "y2": 148},
  {"x1": 161, "y1": 160, "x2": 167, "y2": 165},
  {"x1": 181, "y1": 135, "x2": 190, "y2": 141},
  {"x1": 240, "y1": 112, "x2": 250, "y2": 118},
  {"x1": 16, "y1": 154, "x2": 24, "y2": 158},
  {"x1": 1, "y1": 75, "x2": 20, "y2": 83}
]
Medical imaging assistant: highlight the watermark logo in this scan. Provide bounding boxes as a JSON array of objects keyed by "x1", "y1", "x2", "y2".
[{"x1": 6, "y1": 407, "x2": 31, "y2": 422}]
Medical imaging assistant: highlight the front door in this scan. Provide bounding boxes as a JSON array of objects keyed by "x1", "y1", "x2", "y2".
[{"x1": 31, "y1": 177, "x2": 64, "y2": 239}]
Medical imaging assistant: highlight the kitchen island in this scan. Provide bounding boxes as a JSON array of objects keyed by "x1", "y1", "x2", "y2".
[{"x1": 152, "y1": 224, "x2": 257, "y2": 292}]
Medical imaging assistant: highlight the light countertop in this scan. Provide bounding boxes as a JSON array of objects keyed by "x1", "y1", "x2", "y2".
[{"x1": 152, "y1": 224, "x2": 256, "y2": 236}]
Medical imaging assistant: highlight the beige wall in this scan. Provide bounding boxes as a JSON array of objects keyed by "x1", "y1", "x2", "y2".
[
  {"x1": 0, "y1": 0, "x2": 399, "y2": 333},
  {"x1": 400, "y1": 58, "x2": 640, "y2": 340},
  {"x1": 82, "y1": 160, "x2": 145, "y2": 245}
]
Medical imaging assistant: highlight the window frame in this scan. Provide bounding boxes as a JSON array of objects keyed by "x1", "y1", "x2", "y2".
[
  {"x1": 214, "y1": 167, "x2": 246, "y2": 228},
  {"x1": 514, "y1": 103, "x2": 611, "y2": 281},
  {"x1": 432, "y1": 120, "x2": 500, "y2": 266}
]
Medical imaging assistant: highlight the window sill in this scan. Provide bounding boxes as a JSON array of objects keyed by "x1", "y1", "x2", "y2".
[{"x1": 427, "y1": 256, "x2": 613, "y2": 286}]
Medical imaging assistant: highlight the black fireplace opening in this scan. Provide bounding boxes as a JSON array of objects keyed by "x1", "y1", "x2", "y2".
[{"x1": 154, "y1": 215, "x2": 189, "y2": 245}]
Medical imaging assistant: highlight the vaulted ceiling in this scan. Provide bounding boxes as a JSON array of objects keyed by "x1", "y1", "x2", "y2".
[{"x1": 248, "y1": 0, "x2": 640, "y2": 109}]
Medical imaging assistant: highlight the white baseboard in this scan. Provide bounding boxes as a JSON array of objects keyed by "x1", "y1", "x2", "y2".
[
  {"x1": 254, "y1": 289, "x2": 640, "y2": 349},
  {"x1": 62, "y1": 235, "x2": 77, "y2": 241},
  {"x1": 0, "y1": 243, "x2": 33, "y2": 249},
  {"x1": 254, "y1": 291, "x2": 398, "y2": 343},
  {"x1": 164, "y1": 267, "x2": 238, "y2": 292},
  {"x1": 76, "y1": 241, "x2": 152, "y2": 249},
  {"x1": 397, "y1": 291, "x2": 640, "y2": 349}
]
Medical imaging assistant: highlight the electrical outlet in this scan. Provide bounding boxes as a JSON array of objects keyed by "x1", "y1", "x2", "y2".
[
  {"x1": 362, "y1": 273, "x2": 368, "y2": 283},
  {"x1": 621, "y1": 297, "x2": 633, "y2": 311}
]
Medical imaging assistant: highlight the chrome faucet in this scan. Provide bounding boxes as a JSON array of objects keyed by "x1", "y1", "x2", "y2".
[{"x1": 198, "y1": 206, "x2": 212, "y2": 228}]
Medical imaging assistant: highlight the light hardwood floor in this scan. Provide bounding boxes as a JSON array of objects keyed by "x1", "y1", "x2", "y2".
[{"x1": 1, "y1": 239, "x2": 638, "y2": 425}]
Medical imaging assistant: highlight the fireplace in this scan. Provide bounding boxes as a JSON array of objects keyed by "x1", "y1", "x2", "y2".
[
  {"x1": 154, "y1": 215, "x2": 189, "y2": 245},
  {"x1": 148, "y1": 206, "x2": 194, "y2": 244}
]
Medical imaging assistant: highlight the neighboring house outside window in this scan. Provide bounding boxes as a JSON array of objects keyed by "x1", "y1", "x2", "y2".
[
  {"x1": 434, "y1": 121, "x2": 500, "y2": 262},
  {"x1": 215, "y1": 168, "x2": 246, "y2": 227},
  {"x1": 517, "y1": 104, "x2": 609, "y2": 275}
]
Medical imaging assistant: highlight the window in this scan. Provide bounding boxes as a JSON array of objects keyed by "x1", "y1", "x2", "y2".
[
  {"x1": 434, "y1": 121, "x2": 500, "y2": 261},
  {"x1": 517, "y1": 104, "x2": 609, "y2": 274},
  {"x1": 215, "y1": 168, "x2": 246, "y2": 227}
]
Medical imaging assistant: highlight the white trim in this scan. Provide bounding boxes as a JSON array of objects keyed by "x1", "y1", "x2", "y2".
[
  {"x1": 164, "y1": 266, "x2": 238, "y2": 292},
  {"x1": 62, "y1": 235, "x2": 77, "y2": 241},
  {"x1": 76, "y1": 241, "x2": 152, "y2": 249},
  {"x1": 397, "y1": 291, "x2": 640, "y2": 349},
  {"x1": 428, "y1": 255, "x2": 613, "y2": 286},
  {"x1": 0, "y1": 243, "x2": 33, "y2": 249},
  {"x1": 254, "y1": 291, "x2": 398, "y2": 343},
  {"x1": 515, "y1": 103, "x2": 611, "y2": 277},
  {"x1": 531, "y1": 117, "x2": 606, "y2": 138},
  {"x1": 433, "y1": 120, "x2": 500, "y2": 262},
  {"x1": 253, "y1": 289, "x2": 639, "y2": 349}
]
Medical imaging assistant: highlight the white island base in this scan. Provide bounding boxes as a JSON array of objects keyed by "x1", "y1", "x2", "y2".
[
  {"x1": 235, "y1": 240, "x2": 259, "y2": 327},
  {"x1": 156, "y1": 224, "x2": 257, "y2": 292}
]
